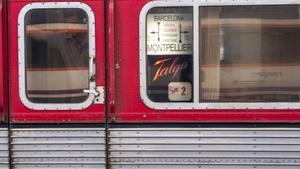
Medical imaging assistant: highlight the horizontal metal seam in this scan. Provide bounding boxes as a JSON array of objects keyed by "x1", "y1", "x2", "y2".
[
  {"x1": 12, "y1": 162, "x2": 106, "y2": 164},
  {"x1": 109, "y1": 157, "x2": 300, "y2": 159},
  {"x1": 12, "y1": 156, "x2": 106, "y2": 158},
  {"x1": 11, "y1": 136, "x2": 105, "y2": 138},
  {"x1": 109, "y1": 136, "x2": 300, "y2": 138},
  {"x1": 109, "y1": 163, "x2": 300, "y2": 166},
  {"x1": 109, "y1": 143, "x2": 300, "y2": 145},
  {"x1": 109, "y1": 128, "x2": 300, "y2": 131},
  {"x1": 110, "y1": 149, "x2": 300, "y2": 152},
  {"x1": 11, "y1": 142, "x2": 105, "y2": 145},
  {"x1": 12, "y1": 128, "x2": 105, "y2": 131}
]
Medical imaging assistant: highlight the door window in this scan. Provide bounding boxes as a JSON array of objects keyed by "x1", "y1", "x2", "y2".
[{"x1": 18, "y1": 2, "x2": 96, "y2": 110}]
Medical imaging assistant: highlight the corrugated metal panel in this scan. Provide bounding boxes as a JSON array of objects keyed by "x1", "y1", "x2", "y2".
[
  {"x1": 0, "y1": 128, "x2": 9, "y2": 169},
  {"x1": 109, "y1": 128, "x2": 300, "y2": 169},
  {"x1": 11, "y1": 128, "x2": 106, "y2": 169}
]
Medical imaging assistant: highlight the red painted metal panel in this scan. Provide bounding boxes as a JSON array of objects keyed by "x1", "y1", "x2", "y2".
[
  {"x1": 111, "y1": 0, "x2": 300, "y2": 122},
  {"x1": 9, "y1": 0, "x2": 105, "y2": 123},
  {"x1": 0, "y1": 0, "x2": 8, "y2": 122},
  {"x1": 0, "y1": 0, "x2": 3, "y2": 122},
  {"x1": 107, "y1": 0, "x2": 115, "y2": 121}
]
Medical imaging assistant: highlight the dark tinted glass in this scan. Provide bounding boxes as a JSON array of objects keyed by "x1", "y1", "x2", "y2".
[
  {"x1": 146, "y1": 7, "x2": 194, "y2": 102},
  {"x1": 199, "y1": 6, "x2": 300, "y2": 102},
  {"x1": 25, "y1": 9, "x2": 89, "y2": 103}
]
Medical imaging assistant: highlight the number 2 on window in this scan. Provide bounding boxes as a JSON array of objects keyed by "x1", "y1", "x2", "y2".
[{"x1": 181, "y1": 87, "x2": 186, "y2": 96}]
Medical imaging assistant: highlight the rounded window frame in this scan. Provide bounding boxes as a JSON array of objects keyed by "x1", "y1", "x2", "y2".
[
  {"x1": 139, "y1": 0, "x2": 300, "y2": 110},
  {"x1": 18, "y1": 2, "x2": 96, "y2": 110}
]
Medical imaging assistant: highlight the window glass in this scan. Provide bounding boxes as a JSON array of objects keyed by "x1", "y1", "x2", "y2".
[
  {"x1": 146, "y1": 7, "x2": 193, "y2": 102},
  {"x1": 25, "y1": 9, "x2": 89, "y2": 103},
  {"x1": 199, "y1": 6, "x2": 300, "y2": 102}
]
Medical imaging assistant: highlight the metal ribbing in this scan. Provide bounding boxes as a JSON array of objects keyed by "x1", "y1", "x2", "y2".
[
  {"x1": 11, "y1": 128, "x2": 106, "y2": 169},
  {"x1": 109, "y1": 128, "x2": 300, "y2": 169},
  {"x1": 0, "y1": 128, "x2": 9, "y2": 169}
]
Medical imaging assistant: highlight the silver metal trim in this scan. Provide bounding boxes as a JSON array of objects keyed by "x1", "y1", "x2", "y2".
[
  {"x1": 109, "y1": 127, "x2": 300, "y2": 168},
  {"x1": 139, "y1": 0, "x2": 300, "y2": 110},
  {"x1": 94, "y1": 86, "x2": 105, "y2": 104},
  {"x1": 11, "y1": 128, "x2": 105, "y2": 169},
  {"x1": 18, "y1": 2, "x2": 97, "y2": 110},
  {"x1": 193, "y1": 5, "x2": 200, "y2": 103},
  {"x1": 0, "y1": 128, "x2": 9, "y2": 169}
]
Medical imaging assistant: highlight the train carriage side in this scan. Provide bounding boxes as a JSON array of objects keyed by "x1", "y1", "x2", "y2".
[
  {"x1": 108, "y1": 0, "x2": 300, "y2": 169},
  {"x1": 8, "y1": 0, "x2": 106, "y2": 169},
  {"x1": 0, "y1": 0, "x2": 9, "y2": 168}
]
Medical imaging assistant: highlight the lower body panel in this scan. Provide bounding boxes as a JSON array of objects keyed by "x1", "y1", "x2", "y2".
[
  {"x1": 109, "y1": 125, "x2": 300, "y2": 169},
  {"x1": 10, "y1": 125, "x2": 106, "y2": 169},
  {"x1": 0, "y1": 127, "x2": 9, "y2": 169}
]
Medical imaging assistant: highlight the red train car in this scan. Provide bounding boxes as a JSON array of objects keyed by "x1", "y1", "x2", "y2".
[
  {"x1": 0, "y1": 0, "x2": 300, "y2": 169},
  {"x1": 8, "y1": 0, "x2": 106, "y2": 168},
  {"x1": 108, "y1": 0, "x2": 300, "y2": 169},
  {"x1": 0, "y1": 0, "x2": 8, "y2": 168}
]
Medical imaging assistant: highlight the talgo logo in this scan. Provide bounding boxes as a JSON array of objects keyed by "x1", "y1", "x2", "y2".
[{"x1": 152, "y1": 57, "x2": 188, "y2": 81}]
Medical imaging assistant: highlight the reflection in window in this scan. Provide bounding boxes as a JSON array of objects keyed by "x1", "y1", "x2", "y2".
[
  {"x1": 200, "y1": 6, "x2": 300, "y2": 102},
  {"x1": 25, "y1": 9, "x2": 89, "y2": 103},
  {"x1": 146, "y1": 7, "x2": 193, "y2": 102}
]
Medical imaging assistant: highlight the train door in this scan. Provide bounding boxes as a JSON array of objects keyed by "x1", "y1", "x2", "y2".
[
  {"x1": 0, "y1": 0, "x2": 8, "y2": 168},
  {"x1": 9, "y1": 0, "x2": 106, "y2": 169},
  {"x1": 109, "y1": 0, "x2": 300, "y2": 169}
]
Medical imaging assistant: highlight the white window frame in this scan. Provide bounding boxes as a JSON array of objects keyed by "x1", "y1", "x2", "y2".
[
  {"x1": 18, "y1": 2, "x2": 96, "y2": 110},
  {"x1": 139, "y1": 0, "x2": 300, "y2": 110}
]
